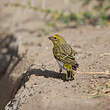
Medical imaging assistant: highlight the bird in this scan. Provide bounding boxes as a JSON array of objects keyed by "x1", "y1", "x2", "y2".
[{"x1": 48, "y1": 34, "x2": 79, "y2": 81}]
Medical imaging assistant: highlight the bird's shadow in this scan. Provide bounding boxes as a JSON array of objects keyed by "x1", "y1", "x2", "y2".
[
  {"x1": 31, "y1": 69, "x2": 66, "y2": 80},
  {"x1": 21, "y1": 68, "x2": 67, "y2": 87}
]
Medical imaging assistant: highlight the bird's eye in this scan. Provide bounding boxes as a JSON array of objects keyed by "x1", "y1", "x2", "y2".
[{"x1": 54, "y1": 37, "x2": 56, "y2": 39}]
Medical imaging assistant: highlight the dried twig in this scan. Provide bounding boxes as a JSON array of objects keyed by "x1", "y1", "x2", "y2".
[
  {"x1": 100, "y1": 53, "x2": 110, "y2": 57},
  {"x1": 77, "y1": 70, "x2": 110, "y2": 76}
]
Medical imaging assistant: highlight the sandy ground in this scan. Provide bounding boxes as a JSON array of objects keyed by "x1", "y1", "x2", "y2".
[{"x1": 0, "y1": 0, "x2": 110, "y2": 110}]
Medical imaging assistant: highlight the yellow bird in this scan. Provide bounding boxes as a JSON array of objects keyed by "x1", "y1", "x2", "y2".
[{"x1": 48, "y1": 34, "x2": 79, "y2": 81}]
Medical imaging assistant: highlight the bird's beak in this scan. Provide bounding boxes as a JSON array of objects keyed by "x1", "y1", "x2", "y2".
[{"x1": 48, "y1": 36, "x2": 52, "y2": 40}]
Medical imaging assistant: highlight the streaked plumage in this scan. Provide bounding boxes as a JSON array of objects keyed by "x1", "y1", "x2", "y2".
[{"x1": 48, "y1": 34, "x2": 79, "y2": 81}]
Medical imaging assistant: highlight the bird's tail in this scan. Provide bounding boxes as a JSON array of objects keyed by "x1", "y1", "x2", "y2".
[{"x1": 72, "y1": 61, "x2": 79, "y2": 71}]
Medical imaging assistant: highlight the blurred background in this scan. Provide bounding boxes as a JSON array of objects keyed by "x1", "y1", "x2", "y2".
[{"x1": 1, "y1": 0, "x2": 110, "y2": 35}]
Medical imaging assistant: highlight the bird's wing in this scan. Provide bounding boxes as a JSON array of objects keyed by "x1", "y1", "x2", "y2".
[
  {"x1": 61, "y1": 43, "x2": 76, "y2": 57},
  {"x1": 53, "y1": 46, "x2": 78, "y2": 66}
]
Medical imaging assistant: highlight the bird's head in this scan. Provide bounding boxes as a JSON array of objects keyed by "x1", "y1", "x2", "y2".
[{"x1": 48, "y1": 34, "x2": 66, "y2": 45}]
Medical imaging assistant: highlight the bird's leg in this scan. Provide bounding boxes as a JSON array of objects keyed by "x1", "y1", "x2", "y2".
[
  {"x1": 58, "y1": 68, "x2": 62, "y2": 78},
  {"x1": 59, "y1": 68, "x2": 62, "y2": 73},
  {"x1": 58, "y1": 66, "x2": 62, "y2": 78},
  {"x1": 57, "y1": 60, "x2": 62, "y2": 73}
]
